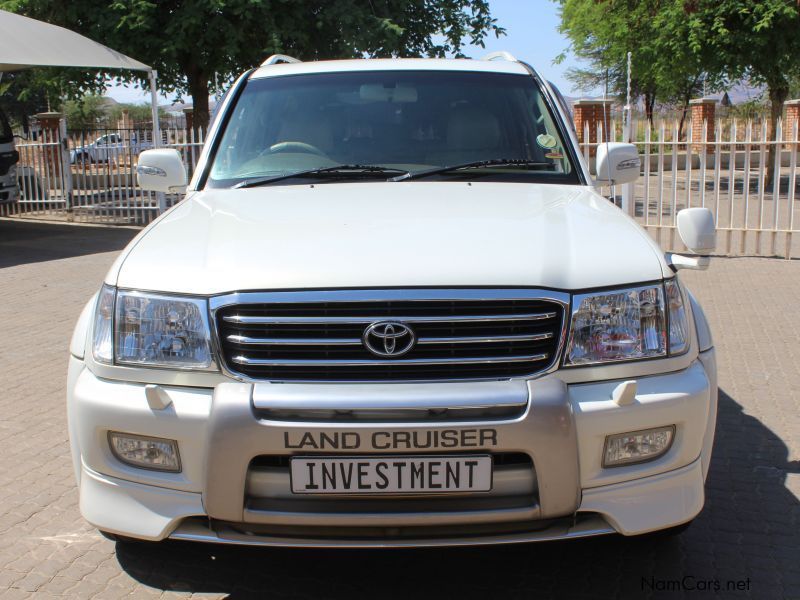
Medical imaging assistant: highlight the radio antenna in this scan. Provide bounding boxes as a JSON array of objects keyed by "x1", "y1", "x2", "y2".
[{"x1": 602, "y1": 67, "x2": 613, "y2": 197}]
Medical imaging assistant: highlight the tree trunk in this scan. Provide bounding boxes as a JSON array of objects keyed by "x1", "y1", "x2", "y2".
[
  {"x1": 677, "y1": 94, "x2": 692, "y2": 141},
  {"x1": 766, "y1": 84, "x2": 788, "y2": 189},
  {"x1": 187, "y1": 67, "x2": 210, "y2": 135},
  {"x1": 644, "y1": 91, "x2": 655, "y2": 131}
]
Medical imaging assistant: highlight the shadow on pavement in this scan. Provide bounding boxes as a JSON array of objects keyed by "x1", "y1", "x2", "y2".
[
  {"x1": 0, "y1": 219, "x2": 138, "y2": 269},
  {"x1": 115, "y1": 389, "x2": 798, "y2": 599}
]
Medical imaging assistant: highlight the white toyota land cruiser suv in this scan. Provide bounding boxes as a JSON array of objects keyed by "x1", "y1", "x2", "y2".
[{"x1": 67, "y1": 53, "x2": 718, "y2": 548}]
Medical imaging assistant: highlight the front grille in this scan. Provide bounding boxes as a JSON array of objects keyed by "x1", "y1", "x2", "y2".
[{"x1": 214, "y1": 291, "x2": 566, "y2": 381}]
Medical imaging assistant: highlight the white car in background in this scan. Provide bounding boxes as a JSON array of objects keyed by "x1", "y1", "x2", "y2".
[
  {"x1": 70, "y1": 132, "x2": 152, "y2": 164},
  {"x1": 67, "y1": 53, "x2": 718, "y2": 548}
]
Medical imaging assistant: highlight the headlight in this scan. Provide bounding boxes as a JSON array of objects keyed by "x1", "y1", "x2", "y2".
[
  {"x1": 665, "y1": 278, "x2": 689, "y2": 355},
  {"x1": 566, "y1": 284, "x2": 666, "y2": 365},
  {"x1": 565, "y1": 281, "x2": 691, "y2": 365},
  {"x1": 91, "y1": 285, "x2": 215, "y2": 370},
  {"x1": 92, "y1": 285, "x2": 115, "y2": 364}
]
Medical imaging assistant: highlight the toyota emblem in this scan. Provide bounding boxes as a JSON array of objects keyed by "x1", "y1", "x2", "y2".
[{"x1": 363, "y1": 321, "x2": 415, "y2": 357}]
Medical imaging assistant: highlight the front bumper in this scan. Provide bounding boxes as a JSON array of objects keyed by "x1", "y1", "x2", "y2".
[{"x1": 69, "y1": 351, "x2": 716, "y2": 546}]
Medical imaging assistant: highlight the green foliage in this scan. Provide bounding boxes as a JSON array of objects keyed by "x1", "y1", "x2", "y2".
[
  {"x1": 61, "y1": 94, "x2": 111, "y2": 130},
  {"x1": 555, "y1": 0, "x2": 723, "y2": 125},
  {"x1": 684, "y1": 0, "x2": 800, "y2": 183},
  {"x1": 60, "y1": 93, "x2": 167, "y2": 130},
  {"x1": 726, "y1": 96, "x2": 770, "y2": 122},
  {"x1": 2, "y1": 0, "x2": 504, "y2": 129},
  {"x1": 0, "y1": 70, "x2": 59, "y2": 131}
]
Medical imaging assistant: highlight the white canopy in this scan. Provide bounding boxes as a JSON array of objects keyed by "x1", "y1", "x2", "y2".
[
  {"x1": 0, "y1": 9, "x2": 151, "y2": 72},
  {"x1": 0, "y1": 9, "x2": 164, "y2": 208}
]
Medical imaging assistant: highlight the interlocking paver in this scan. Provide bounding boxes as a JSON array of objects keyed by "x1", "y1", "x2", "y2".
[{"x1": 0, "y1": 218, "x2": 798, "y2": 599}]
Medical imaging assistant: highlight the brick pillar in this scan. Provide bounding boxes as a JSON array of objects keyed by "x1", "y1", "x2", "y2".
[
  {"x1": 35, "y1": 111, "x2": 64, "y2": 178},
  {"x1": 784, "y1": 99, "x2": 800, "y2": 147},
  {"x1": 689, "y1": 98, "x2": 716, "y2": 153},
  {"x1": 183, "y1": 107, "x2": 194, "y2": 134},
  {"x1": 572, "y1": 99, "x2": 613, "y2": 156}
]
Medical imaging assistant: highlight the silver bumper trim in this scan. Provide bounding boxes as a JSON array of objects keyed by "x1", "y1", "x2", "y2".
[
  {"x1": 242, "y1": 504, "x2": 540, "y2": 527},
  {"x1": 169, "y1": 514, "x2": 614, "y2": 548},
  {"x1": 251, "y1": 379, "x2": 530, "y2": 412}
]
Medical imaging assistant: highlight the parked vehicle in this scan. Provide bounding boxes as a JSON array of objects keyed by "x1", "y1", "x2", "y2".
[
  {"x1": 70, "y1": 132, "x2": 152, "y2": 164},
  {"x1": 68, "y1": 53, "x2": 718, "y2": 548},
  {"x1": 0, "y1": 107, "x2": 19, "y2": 203}
]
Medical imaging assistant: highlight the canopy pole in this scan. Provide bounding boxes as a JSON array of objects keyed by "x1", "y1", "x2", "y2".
[
  {"x1": 148, "y1": 69, "x2": 166, "y2": 213},
  {"x1": 148, "y1": 69, "x2": 160, "y2": 148}
]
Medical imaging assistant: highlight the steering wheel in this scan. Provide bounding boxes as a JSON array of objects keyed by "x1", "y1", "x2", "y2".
[{"x1": 265, "y1": 141, "x2": 326, "y2": 157}]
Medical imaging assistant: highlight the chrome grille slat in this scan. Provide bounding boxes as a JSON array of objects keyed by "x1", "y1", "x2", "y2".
[
  {"x1": 231, "y1": 353, "x2": 549, "y2": 367},
  {"x1": 227, "y1": 335, "x2": 363, "y2": 346},
  {"x1": 222, "y1": 312, "x2": 557, "y2": 325},
  {"x1": 227, "y1": 332, "x2": 554, "y2": 346},
  {"x1": 417, "y1": 332, "x2": 553, "y2": 345},
  {"x1": 213, "y1": 290, "x2": 567, "y2": 381}
]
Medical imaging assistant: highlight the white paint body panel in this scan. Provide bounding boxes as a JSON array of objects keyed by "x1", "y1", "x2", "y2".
[
  {"x1": 68, "y1": 354, "x2": 717, "y2": 541},
  {"x1": 251, "y1": 57, "x2": 531, "y2": 80},
  {"x1": 67, "y1": 56, "x2": 718, "y2": 545},
  {"x1": 110, "y1": 183, "x2": 669, "y2": 294}
]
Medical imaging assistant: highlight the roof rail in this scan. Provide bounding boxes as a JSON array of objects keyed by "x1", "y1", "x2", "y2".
[
  {"x1": 261, "y1": 54, "x2": 302, "y2": 67},
  {"x1": 481, "y1": 51, "x2": 518, "y2": 63}
]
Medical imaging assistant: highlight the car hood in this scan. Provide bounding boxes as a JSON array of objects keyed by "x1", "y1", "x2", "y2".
[{"x1": 111, "y1": 182, "x2": 669, "y2": 295}]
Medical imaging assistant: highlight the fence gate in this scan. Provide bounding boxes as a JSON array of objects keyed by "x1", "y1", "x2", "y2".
[
  {"x1": 0, "y1": 124, "x2": 205, "y2": 226},
  {"x1": 584, "y1": 117, "x2": 799, "y2": 259},
  {"x1": 3, "y1": 117, "x2": 798, "y2": 258}
]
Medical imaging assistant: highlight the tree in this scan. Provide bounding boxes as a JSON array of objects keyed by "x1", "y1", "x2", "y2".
[
  {"x1": 62, "y1": 94, "x2": 113, "y2": 130},
  {"x1": 555, "y1": 0, "x2": 723, "y2": 131},
  {"x1": 0, "y1": 70, "x2": 52, "y2": 133},
  {"x1": 685, "y1": 0, "x2": 800, "y2": 185},
  {"x1": 3, "y1": 1, "x2": 504, "y2": 131}
]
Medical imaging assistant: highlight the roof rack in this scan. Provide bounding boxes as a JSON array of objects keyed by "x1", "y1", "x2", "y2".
[
  {"x1": 481, "y1": 51, "x2": 518, "y2": 63},
  {"x1": 261, "y1": 54, "x2": 302, "y2": 67}
]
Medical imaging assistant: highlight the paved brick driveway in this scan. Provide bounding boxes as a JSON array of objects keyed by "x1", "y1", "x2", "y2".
[{"x1": 0, "y1": 218, "x2": 797, "y2": 599}]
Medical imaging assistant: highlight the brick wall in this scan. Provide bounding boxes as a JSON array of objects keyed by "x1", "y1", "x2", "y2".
[
  {"x1": 785, "y1": 100, "x2": 800, "y2": 147},
  {"x1": 690, "y1": 99, "x2": 716, "y2": 152},
  {"x1": 572, "y1": 99, "x2": 613, "y2": 156}
]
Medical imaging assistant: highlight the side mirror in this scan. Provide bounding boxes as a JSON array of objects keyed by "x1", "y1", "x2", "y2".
[
  {"x1": 677, "y1": 208, "x2": 716, "y2": 254},
  {"x1": 135, "y1": 149, "x2": 187, "y2": 193},
  {"x1": 595, "y1": 142, "x2": 640, "y2": 185},
  {"x1": 667, "y1": 208, "x2": 716, "y2": 271}
]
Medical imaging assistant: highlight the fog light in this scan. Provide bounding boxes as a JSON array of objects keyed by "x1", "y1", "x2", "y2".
[
  {"x1": 603, "y1": 426, "x2": 675, "y2": 467},
  {"x1": 108, "y1": 432, "x2": 181, "y2": 472}
]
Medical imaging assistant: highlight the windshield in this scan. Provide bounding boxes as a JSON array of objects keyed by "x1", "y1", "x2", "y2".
[
  {"x1": 0, "y1": 109, "x2": 12, "y2": 144},
  {"x1": 206, "y1": 70, "x2": 578, "y2": 187}
]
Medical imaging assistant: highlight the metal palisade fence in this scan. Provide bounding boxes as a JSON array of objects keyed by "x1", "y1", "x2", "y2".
[
  {"x1": 1, "y1": 120, "x2": 798, "y2": 258},
  {"x1": 585, "y1": 117, "x2": 799, "y2": 259},
  {"x1": 0, "y1": 127, "x2": 206, "y2": 226}
]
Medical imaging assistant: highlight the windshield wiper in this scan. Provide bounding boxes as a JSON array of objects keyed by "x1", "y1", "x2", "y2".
[
  {"x1": 233, "y1": 165, "x2": 410, "y2": 188},
  {"x1": 400, "y1": 159, "x2": 555, "y2": 181}
]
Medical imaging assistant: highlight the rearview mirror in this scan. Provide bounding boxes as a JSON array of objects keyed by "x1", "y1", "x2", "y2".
[
  {"x1": 136, "y1": 149, "x2": 187, "y2": 193},
  {"x1": 595, "y1": 142, "x2": 640, "y2": 185},
  {"x1": 677, "y1": 208, "x2": 716, "y2": 254}
]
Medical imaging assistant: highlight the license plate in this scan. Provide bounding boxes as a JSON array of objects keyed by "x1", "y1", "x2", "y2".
[{"x1": 290, "y1": 455, "x2": 492, "y2": 494}]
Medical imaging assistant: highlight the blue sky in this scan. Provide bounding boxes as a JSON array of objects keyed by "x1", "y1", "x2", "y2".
[{"x1": 106, "y1": 0, "x2": 586, "y2": 105}]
